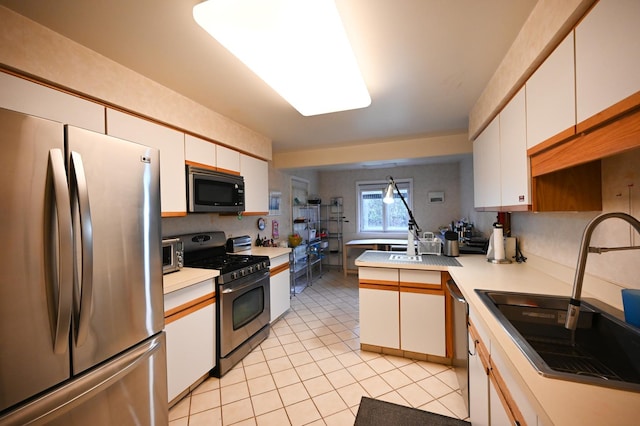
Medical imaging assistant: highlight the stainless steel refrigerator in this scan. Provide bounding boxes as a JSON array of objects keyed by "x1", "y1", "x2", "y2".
[{"x1": 0, "y1": 107, "x2": 167, "y2": 425}]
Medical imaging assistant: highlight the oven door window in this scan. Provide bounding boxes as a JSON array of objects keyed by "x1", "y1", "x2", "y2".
[{"x1": 232, "y1": 286, "x2": 265, "y2": 330}]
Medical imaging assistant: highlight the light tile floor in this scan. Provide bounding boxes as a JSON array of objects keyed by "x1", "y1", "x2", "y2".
[{"x1": 169, "y1": 270, "x2": 468, "y2": 425}]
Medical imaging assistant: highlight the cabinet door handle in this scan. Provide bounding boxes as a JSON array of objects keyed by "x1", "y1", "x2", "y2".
[{"x1": 468, "y1": 339, "x2": 478, "y2": 356}]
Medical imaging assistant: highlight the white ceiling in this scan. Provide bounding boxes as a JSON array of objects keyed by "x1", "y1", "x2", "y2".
[{"x1": 0, "y1": 0, "x2": 536, "y2": 164}]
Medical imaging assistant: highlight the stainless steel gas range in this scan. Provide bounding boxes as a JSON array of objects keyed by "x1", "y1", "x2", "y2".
[{"x1": 179, "y1": 232, "x2": 270, "y2": 377}]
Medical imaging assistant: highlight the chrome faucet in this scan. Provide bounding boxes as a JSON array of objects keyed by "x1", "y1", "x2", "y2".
[{"x1": 565, "y1": 212, "x2": 640, "y2": 330}]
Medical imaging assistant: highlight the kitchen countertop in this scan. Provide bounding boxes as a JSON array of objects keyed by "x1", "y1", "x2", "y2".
[
  {"x1": 163, "y1": 267, "x2": 218, "y2": 295},
  {"x1": 355, "y1": 250, "x2": 640, "y2": 425},
  {"x1": 355, "y1": 250, "x2": 461, "y2": 270},
  {"x1": 249, "y1": 246, "x2": 291, "y2": 258}
]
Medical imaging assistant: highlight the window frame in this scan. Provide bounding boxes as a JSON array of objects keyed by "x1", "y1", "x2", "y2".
[{"x1": 356, "y1": 178, "x2": 414, "y2": 234}]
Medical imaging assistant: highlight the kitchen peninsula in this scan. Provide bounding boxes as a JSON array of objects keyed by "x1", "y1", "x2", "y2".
[{"x1": 355, "y1": 251, "x2": 640, "y2": 426}]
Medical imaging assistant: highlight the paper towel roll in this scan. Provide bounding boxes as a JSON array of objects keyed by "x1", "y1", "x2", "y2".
[{"x1": 493, "y1": 227, "x2": 505, "y2": 260}]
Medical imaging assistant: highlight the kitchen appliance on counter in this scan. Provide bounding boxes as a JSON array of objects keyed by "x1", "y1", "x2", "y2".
[
  {"x1": 180, "y1": 232, "x2": 270, "y2": 377},
  {"x1": 163, "y1": 237, "x2": 184, "y2": 274},
  {"x1": 186, "y1": 165, "x2": 245, "y2": 213},
  {"x1": 443, "y1": 231, "x2": 460, "y2": 257},
  {"x1": 0, "y1": 108, "x2": 167, "y2": 424}
]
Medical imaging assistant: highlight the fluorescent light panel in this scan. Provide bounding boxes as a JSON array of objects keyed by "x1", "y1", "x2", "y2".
[{"x1": 193, "y1": 0, "x2": 371, "y2": 116}]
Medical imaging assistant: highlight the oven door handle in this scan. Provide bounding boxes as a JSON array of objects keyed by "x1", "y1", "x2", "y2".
[{"x1": 221, "y1": 271, "x2": 269, "y2": 294}]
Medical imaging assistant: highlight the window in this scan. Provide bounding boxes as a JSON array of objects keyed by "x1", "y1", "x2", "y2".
[{"x1": 357, "y1": 179, "x2": 413, "y2": 233}]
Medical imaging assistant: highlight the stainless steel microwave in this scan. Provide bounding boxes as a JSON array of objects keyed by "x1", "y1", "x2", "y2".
[
  {"x1": 186, "y1": 166, "x2": 245, "y2": 213},
  {"x1": 162, "y1": 238, "x2": 183, "y2": 275}
]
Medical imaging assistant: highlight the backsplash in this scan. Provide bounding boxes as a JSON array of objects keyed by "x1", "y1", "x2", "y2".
[{"x1": 513, "y1": 149, "x2": 640, "y2": 291}]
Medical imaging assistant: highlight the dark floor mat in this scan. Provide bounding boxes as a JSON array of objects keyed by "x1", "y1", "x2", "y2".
[{"x1": 354, "y1": 396, "x2": 470, "y2": 426}]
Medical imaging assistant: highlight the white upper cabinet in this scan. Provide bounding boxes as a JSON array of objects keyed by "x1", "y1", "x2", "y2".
[
  {"x1": 216, "y1": 145, "x2": 240, "y2": 174},
  {"x1": 0, "y1": 72, "x2": 105, "y2": 133},
  {"x1": 526, "y1": 32, "x2": 576, "y2": 149},
  {"x1": 106, "y1": 108, "x2": 186, "y2": 216},
  {"x1": 185, "y1": 134, "x2": 216, "y2": 169},
  {"x1": 240, "y1": 153, "x2": 269, "y2": 213},
  {"x1": 499, "y1": 88, "x2": 530, "y2": 207},
  {"x1": 575, "y1": 0, "x2": 640, "y2": 124},
  {"x1": 473, "y1": 116, "x2": 501, "y2": 209}
]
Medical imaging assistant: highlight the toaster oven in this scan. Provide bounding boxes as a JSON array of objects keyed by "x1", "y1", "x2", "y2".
[{"x1": 162, "y1": 238, "x2": 183, "y2": 274}]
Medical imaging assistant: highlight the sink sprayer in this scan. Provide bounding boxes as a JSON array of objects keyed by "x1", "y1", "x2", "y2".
[{"x1": 566, "y1": 212, "x2": 640, "y2": 330}]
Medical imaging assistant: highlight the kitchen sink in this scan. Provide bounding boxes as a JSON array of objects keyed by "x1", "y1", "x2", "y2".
[{"x1": 476, "y1": 290, "x2": 640, "y2": 392}]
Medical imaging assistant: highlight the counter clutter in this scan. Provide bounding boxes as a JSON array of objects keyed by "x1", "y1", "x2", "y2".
[{"x1": 355, "y1": 251, "x2": 640, "y2": 426}]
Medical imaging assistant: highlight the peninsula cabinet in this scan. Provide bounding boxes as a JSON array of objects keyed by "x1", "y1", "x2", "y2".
[
  {"x1": 525, "y1": 31, "x2": 576, "y2": 150},
  {"x1": 0, "y1": 71, "x2": 105, "y2": 134},
  {"x1": 399, "y1": 270, "x2": 446, "y2": 357},
  {"x1": 359, "y1": 267, "x2": 400, "y2": 349},
  {"x1": 359, "y1": 267, "x2": 449, "y2": 359},
  {"x1": 106, "y1": 108, "x2": 186, "y2": 216},
  {"x1": 575, "y1": 0, "x2": 640, "y2": 130}
]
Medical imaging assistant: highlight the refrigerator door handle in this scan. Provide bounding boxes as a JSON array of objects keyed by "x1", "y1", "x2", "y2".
[
  {"x1": 48, "y1": 149, "x2": 74, "y2": 354},
  {"x1": 70, "y1": 151, "x2": 93, "y2": 346}
]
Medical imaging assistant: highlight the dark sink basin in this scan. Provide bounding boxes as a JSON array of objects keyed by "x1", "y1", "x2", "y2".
[{"x1": 476, "y1": 290, "x2": 640, "y2": 392}]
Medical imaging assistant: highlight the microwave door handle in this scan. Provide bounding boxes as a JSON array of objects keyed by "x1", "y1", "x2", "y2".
[
  {"x1": 70, "y1": 151, "x2": 93, "y2": 346},
  {"x1": 48, "y1": 149, "x2": 74, "y2": 354}
]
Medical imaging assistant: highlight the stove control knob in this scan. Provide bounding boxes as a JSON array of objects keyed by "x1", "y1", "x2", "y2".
[
  {"x1": 255, "y1": 263, "x2": 261, "y2": 271},
  {"x1": 248, "y1": 266, "x2": 254, "y2": 274},
  {"x1": 231, "y1": 272, "x2": 238, "y2": 280}
]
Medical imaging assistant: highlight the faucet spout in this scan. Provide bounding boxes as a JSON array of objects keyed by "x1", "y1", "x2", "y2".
[{"x1": 565, "y1": 212, "x2": 640, "y2": 330}]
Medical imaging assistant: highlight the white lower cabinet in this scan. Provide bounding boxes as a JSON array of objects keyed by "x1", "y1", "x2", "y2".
[
  {"x1": 164, "y1": 279, "x2": 215, "y2": 404},
  {"x1": 359, "y1": 267, "x2": 448, "y2": 357},
  {"x1": 270, "y1": 253, "x2": 291, "y2": 322},
  {"x1": 360, "y1": 287, "x2": 400, "y2": 348},
  {"x1": 469, "y1": 311, "x2": 538, "y2": 426},
  {"x1": 400, "y1": 292, "x2": 445, "y2": 356},
  {"x1": 469, "y1": 332, "x2": 489, "y2": 426}
]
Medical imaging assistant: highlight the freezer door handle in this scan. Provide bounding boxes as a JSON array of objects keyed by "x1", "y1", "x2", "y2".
[
  {"x1": 70, "y1": 151, "x2": 93, "y2": 346},
  {"x1": 48, "y1": 149, "x2": 74, "y2": 354}
]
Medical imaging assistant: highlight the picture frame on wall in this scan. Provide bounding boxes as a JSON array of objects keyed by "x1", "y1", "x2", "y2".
[{"x1": 269, "y1": 191, "x2": 282, "y2": 215}]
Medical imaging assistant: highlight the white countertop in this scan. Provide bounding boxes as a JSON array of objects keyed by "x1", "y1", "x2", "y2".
[
  {"x1": 356, "y1": 251, "x2": 640, "y2": 425},
  {"x1": 163, "y1": 267, "x2": 218, "y2": 295},
  {"x1": 249, "y1": 246, "x2": 291, "y2": 258}
]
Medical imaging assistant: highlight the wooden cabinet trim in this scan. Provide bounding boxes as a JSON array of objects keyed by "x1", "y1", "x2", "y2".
[
  {"x1": 162, "y1": 211, "x2": 187, "y2": 218},
  {"x1": 529, "y1": 99, "x2": 640, "y2": 177},
  {"x1": 576, "y1": 90, "x2": 640, "y2": 134},
  {"x1": 359, "y1": 281, "x2": 399, "y2": 291},
  {"x1": 489, "y1": 360, "x2": 528, "y2": 426},
  {"x1": 185, "y1": 160, "x2": 216, "y2": 171},
  {"x1": 270, "y1": 262, "x2": 289, "y2": 276},
  {"x1": 399, "y1": 285, "x2": 443, "y2": 295},
  {"x1": 216, "y1": 167, "x2": 241, "y2": 176},
  {"x1": 165, "y1": 294, "x2": 215, "y2": 325}
]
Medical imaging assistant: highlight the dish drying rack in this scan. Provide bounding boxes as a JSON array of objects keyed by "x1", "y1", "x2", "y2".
[{"x1": 418, "y1": 232, "x2": 442, "y2": 255}]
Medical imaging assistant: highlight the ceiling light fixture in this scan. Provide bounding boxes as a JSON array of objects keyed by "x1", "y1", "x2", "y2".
[{"x1": 193, "y1": 0, "x2": 371, "y2": 116}]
